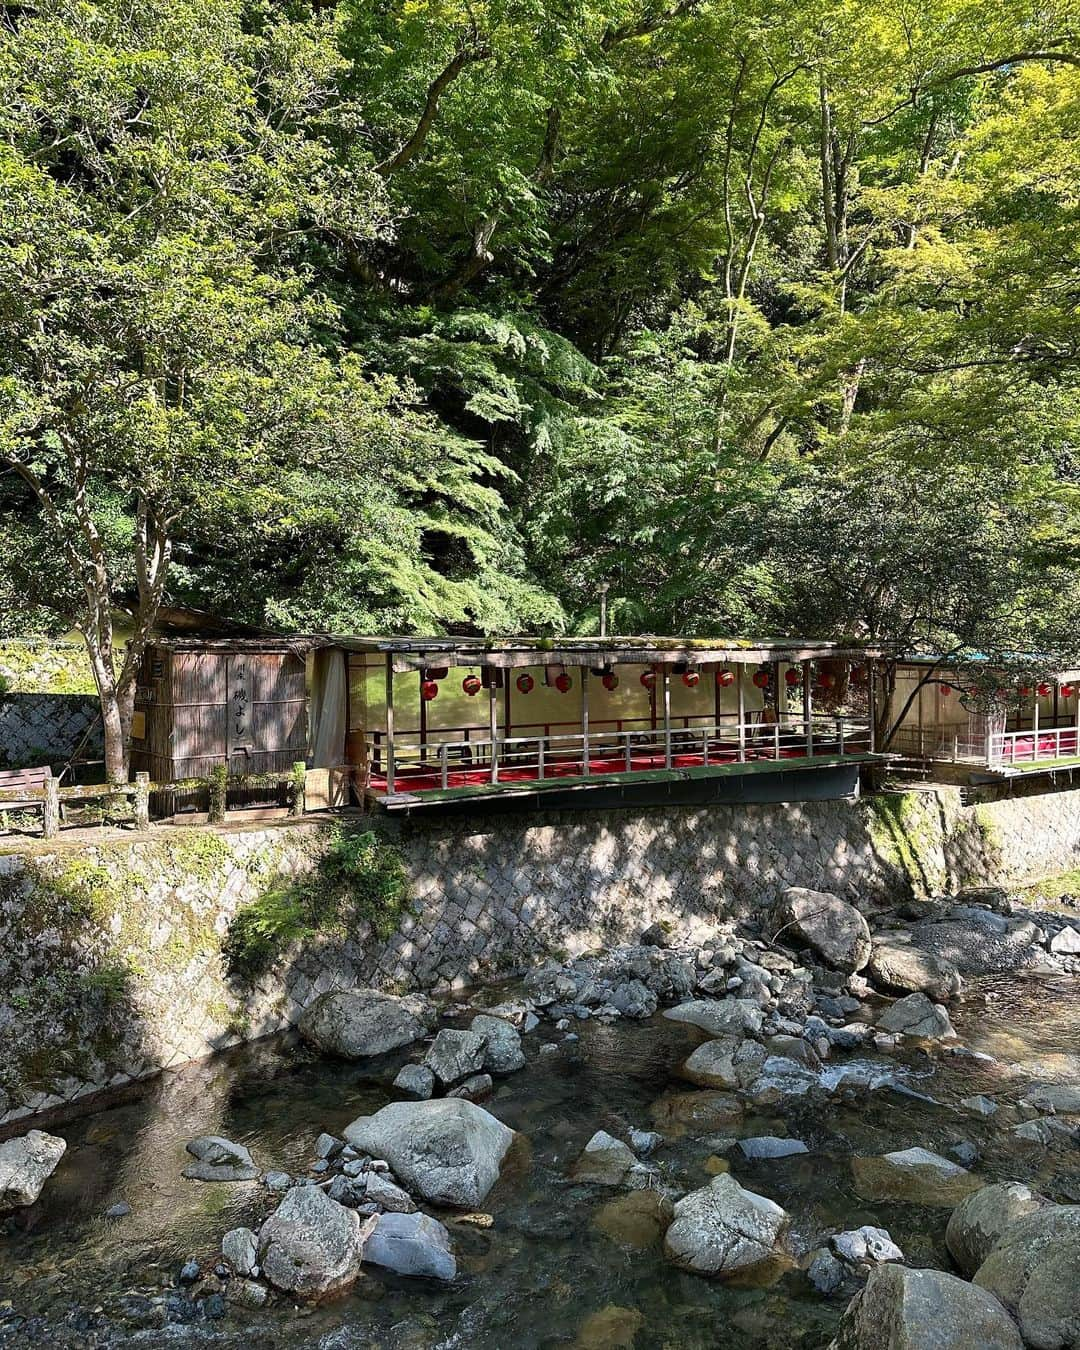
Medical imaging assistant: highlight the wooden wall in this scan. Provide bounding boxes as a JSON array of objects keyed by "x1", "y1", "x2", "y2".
[{"x1": 132, "y1": 646, "x2": 308, "y2": 781}]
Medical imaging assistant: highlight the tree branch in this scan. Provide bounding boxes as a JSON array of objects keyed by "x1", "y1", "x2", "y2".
[
  {"x1": 600, "y1": 0, "x2": 701, "y2": 50},
  {"x1": 377, "y1": 44, "x2": 491, "y2": 177}
]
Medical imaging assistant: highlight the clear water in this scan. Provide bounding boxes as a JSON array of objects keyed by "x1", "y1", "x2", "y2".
[{"x1": 3, "y1": 975, "x2": 1080, "y2": 1348}]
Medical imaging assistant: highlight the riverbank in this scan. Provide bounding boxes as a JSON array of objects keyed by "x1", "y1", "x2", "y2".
[
  {"x1": 3, "y1": 874, "x2": 1080, "y2": 1347},
  {"x1": 5, "y1": 784, "x2": 1080, "y2": 1133}
]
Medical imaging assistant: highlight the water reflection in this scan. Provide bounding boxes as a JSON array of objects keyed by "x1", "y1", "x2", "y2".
[{"x1": 2, "y1": 975, "x2": 1080, "y2": 1347}]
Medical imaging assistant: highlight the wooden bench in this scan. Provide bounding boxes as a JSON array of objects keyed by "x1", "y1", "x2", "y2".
[{"x1": 0, "y1": 765, "x2": 60, "y2": 837}]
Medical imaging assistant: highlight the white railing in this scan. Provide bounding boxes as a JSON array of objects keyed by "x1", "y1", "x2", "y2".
[
  {"x1": 376, "y1": 716, "x2": 872, "y2": 792},
  {"x1": 989, "y1": 724, "x2": 1080, "y2": 767},
  {"x1": 887, "y1": 726, "x2": 990, "y2": 763}
]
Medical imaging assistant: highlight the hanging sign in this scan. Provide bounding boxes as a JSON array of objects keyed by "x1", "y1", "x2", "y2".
[{"x1": 227, "y1": 657, "x2": 254, "y2": 754}]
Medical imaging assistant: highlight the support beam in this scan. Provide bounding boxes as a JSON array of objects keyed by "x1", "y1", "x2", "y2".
[
  {"x1": 663, "y1": 670, "x2": 673, "y2": 769},
  {"x1": 581, "y1": 667, "x2": 591, "y2": 776},
  {"x1": 1032, "y1": 685, "x2": 1040, "y2": 762},
  {"x1": 489, "y1": 674, "x2": 499, "y2": 783},
  {"x1": 385, "y1": 653, "x2": 396, "y2": 790},
  {"x1": 802, "y1": 660, "x2": 813, "y2": 757},
  {"x1": 867, "y1": 660, "x2": 877, "y2": 753},
  {"x1": 737, "y1": 665, "x2": 746, "y2": 763}
]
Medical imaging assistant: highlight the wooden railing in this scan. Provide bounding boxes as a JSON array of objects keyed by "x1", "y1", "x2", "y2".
[
  {"x1": 989, "y1": 725, "x2": 1080, "y2": 767},
  {"x1": 0, "y1": 763, "x2": 309, "y2": 839},
  {"x1": 379, "y1": 716, "x2": 872, "y2": 793}
]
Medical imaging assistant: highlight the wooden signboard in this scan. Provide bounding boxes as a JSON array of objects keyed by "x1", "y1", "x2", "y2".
[{"x1": 227, "y1": 656, "x2": 255, "y2": 754}]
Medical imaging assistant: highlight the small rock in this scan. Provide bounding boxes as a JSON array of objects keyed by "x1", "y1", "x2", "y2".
[
  {"x1": 1012, "y1": 1116, "x2": 1078, "y2": 1144},
  {"x1": 663, "y1": 998, "x2": 764, "y2": 1037},
  {"x1": 263, "y1": 1171, "x2": 291, "y2": 1192},
  {"x1": 423, "y1": 1029, "x2": 488, "y2": 1086},
  {"x1": 832, "y1": 1225, "x2": 904, "y2": 1265},
  {"x1": 808, "y1": 1247, "x2": 846, "y2": 1294},
  {"x1": 875, "y1": 992, "x2": 956, "y2": 1040},
  {"x1": 315, "y1": 1133, "x2": 343, "y2": 1161},
  {"x1": 222, "y1": 1227, "x2": 258, "y2": 1277},
  {"x1": 105, "y1": 1202, "x2": 132, "y2": 1220},
  {"x1": 183, "y1": 1136, "x2": 258, "y2": 1183},
  {"x1": 470, "y1": 1014, "x2": 526, "y2": 1074},
  {"x1": 851, "y1": 1147, "x2": 984, "y2": 1206},
  {"x1": 364, "y1": 1211, "x2": 456, "y2": 1281},
  {"x1": 640, "y1": 921, "x2": 676, "y2": 947},
  {"x1": 394, "y1": 1064, "x2": 435, "y2": 1099},
  {"x1": 447, "y1": 1072, "x2": 494, "y2": 1102},
  {"x1": 737, "y1": 1136, "x2": 809, "y2": 1160},
  {"x1": 1019, "y1": 1083, "x2": 1080, "y2": 1115},
  {"x1": 961, "y1": 1094, "x2": 998, "y2": 1117},
  {"x1": 628, "y1": 1129, "x2": 663, "y2": 1156},
  {"x1": 178, "y1": 1259, "x2": 201, "y2": 1284},
  {"x1": 573, "y1": 1131, "x2": 638, "y2": 1186},
  {"x1": 679, "y1": 1036, "x2": 767, "y2": 1090},
  {"x1": 664, "y1": 1172, "x2": 789, "y2": 1277},
  {"x1": 227, "y1": 1279, "x2": 268, "y2": 1309},
  {"x1": 0, "y1": 1130, "x2": 67, "y2": 1210},
  {"x1": 1049, "y1": 925, "x2": 1080, "y2": 955}
]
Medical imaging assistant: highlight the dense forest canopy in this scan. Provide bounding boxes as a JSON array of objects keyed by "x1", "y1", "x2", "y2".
[{"x1": 2, "y1": 0, "x2": 1080, "y2": 771}]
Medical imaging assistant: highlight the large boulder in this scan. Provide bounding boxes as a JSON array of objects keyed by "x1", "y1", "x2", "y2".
[
  {"x1": 344, "y1": 1099, "x2": 514, "y2": 1208},
  {"x1": 946, "y1": 1182, "x2": 1049, "y2": 1277},
  {"x1": 0, "y1": 1130, "x2": 66, "y2": 1210},
  {"x1": 851, "y1": 1148, "x2": 983, "y2": 1206},
  {"x1": 470, "y1": 1014, "x2": 526, "y2": 1074},
  {"x1": 974, "y1": 1205, "x2": 1080, "y2": 1349},
  {"x1": 363, "y1": 1211, "x2": 456, "y2": 1281},
  {"x1": 875, "y1": 992, "x2": 955, "y2": 1040},
  {"x1": 773, "y1": 886, "x2": 871, "y2": 973},
  {"x1": 663, "y1": 998, "x2": 764, "y2": 1037},
  {"x1": 423, "y1": 1029, "x2": 487, "y2": 1086},
  {"x1": 829, "y1": 1263, "x2": 1022, "y2": 1349},
  {"x1": 257, "y1": 1186, "x2": 375, "y2": 1299},
  {"x1": 679, "y1": 1036, "x2": 767, "y2": 1090},
  {"x1": 298, "y1": 989, "x2": 432, "y2": 1059},
  {"x1": 867, "y1": 935, "x2": 962, "y2": 1001},
  {"x1": 663, "y1": 1173, "x2": 789, "y2": 1277}
]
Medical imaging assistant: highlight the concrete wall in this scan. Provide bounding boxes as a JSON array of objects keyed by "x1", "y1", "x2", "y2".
[
  {"x1": 0, "y1": 694, "x2": 103, "y2": 771},
  {"x1": 2, "y1": 784, "x2": 1079, "y2": 1131}
]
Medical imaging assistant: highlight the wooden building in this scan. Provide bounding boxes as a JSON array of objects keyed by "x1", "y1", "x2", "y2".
[
  {"x1": 889, "y1": 656, "x2": 1080, "y2": 777},
  {"x1": 131, "y1": 638, "x2": 308, "y2": 782},
  {"x1": 132, "y1": 633, "x2": 889, "y2": 812}
]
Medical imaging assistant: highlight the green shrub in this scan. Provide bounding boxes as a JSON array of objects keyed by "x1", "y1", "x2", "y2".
[{"x1": 223, "y1": 826, "x2": 409, "y2": 982}]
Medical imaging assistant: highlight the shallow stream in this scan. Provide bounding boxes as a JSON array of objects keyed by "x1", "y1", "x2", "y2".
[{"x1": 3, "y1": 974, "x2": 1080, "y2": 1348}]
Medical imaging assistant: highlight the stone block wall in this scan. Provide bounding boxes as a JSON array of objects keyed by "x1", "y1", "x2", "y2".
[
  {"x1": 1, "y1": 783, "x2": 1079, "y2": 1131},
  {"x1": 0, "y1": 693, "x2": 103, "y2": 770}
]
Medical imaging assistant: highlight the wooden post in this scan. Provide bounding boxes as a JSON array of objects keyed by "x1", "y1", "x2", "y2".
[
  {"x1": 289, "y1": 762, "x2": 306, "y2": 817},
  {"x1": 737, "y1": 664, "x2": 746, "y2": 763},
  {"x1": 384, "y1": 653, "x2": 396, "y2": 791},
  {"x1": 1032, "y1": 686, "x2": 1040, "y2": 761},
  {"x1": 133, "y1": 771, "x2": 151, "y2": 831},
  {"x1": 43, "y1": 772, "x2": 60, "y2": 840},
  {"x1": 868, "y1": 660, "x2": 877, "y2": 753},
  {"x1": 489, "y1": 671, "x2": 499, "y2": 783},
  {"x1": 802, "y1": 660, "x2": 813, "y2": 757},
  {"x1": 581, "y1": 667, "x2": 590, "y2": 776},
  {"x1": 663, "y1": 669, "x2": 673, "y2": 769}
]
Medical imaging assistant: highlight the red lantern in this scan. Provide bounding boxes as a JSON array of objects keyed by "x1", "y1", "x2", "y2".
[
  {"x1": 940, "y1": 683, "x2": 952, "y2": 697},
  {"x1": 640, "y1": 669, "x2": 657, "y2": 689},
  {"x1": 516, "y1": 673, "x2": 534, "y2": 694},
  {"x1": 421, "y1": 679, "x2": 439, "y2": 701},
  {"x1": 1020, "y1": 686, "x2": 1032, "y2": 697},
  {"x1": 752, "y1": 670, "x2": 770, "y2": 689},
  {"x1": 850, "y1": 666, "x2": 867, "y2": 686},
  {"x1": 555, "y1": 672, "x2": 572, "y2": 693},
  {"x1": 1061, "y1": 685, "x2": 1075, "y2": 699},
  {"x1": 462, "y1": 674, "x2": 481, "y2": 697},
  {"x1": 682, "y1": 670, "x2": 700, "y2": 688},
  {"x1": 602, "y1": 672, "x2": 619, "y2": 691},
  {"x1": 1038, "y1": 683, "x2": 1052, "y2": 698},
  {"x1": 784, "y1": 669, "x2": 800, "y2": 687},
  {"x1": 716, "y1": 669, "x2": 735, "y2": 688},
  {"x1": 818, "y1": 671, "x2": 836, "y2": 690}
]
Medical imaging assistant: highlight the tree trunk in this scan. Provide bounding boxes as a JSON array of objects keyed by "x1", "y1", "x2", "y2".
[{"x1": 100, "y1": 686, "x2": 129, "y2": 784}]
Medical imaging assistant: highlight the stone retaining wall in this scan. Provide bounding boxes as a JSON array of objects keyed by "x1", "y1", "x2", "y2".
[
  {"x1": 2, "y1": 784, "x2": 1079, "y2": 1130},
  {"x1": 0, "y1": 693, "x2": 103, "y2": 770}
]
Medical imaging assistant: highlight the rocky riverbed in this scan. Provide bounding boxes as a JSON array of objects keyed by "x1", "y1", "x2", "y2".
[{"x1": 4, "y1": 881, "x2": 1080, "y2": 1348}]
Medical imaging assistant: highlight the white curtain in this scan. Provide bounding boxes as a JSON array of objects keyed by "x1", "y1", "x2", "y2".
[{"x1": 311, "y1": 648, "x2": 347, "y2": 768}]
